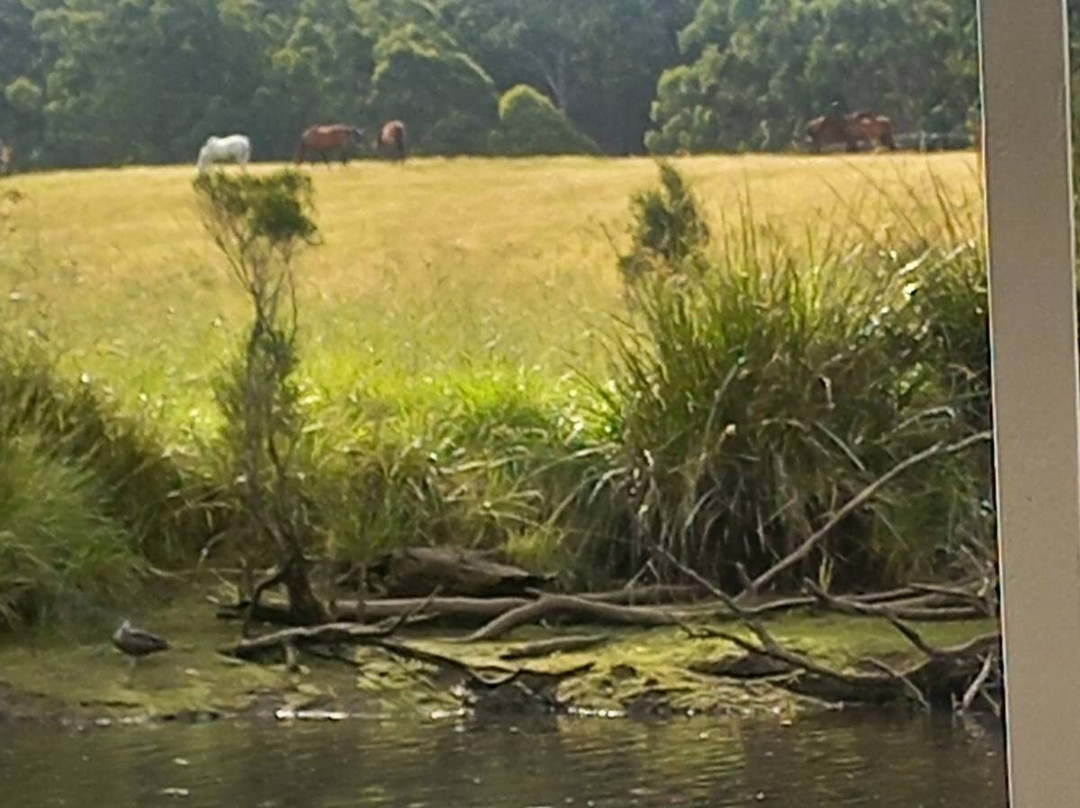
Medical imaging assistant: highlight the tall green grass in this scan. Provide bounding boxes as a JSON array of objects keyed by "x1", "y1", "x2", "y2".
[
  {"x1": 0, "y1": 339, "x2": 223, "y2": 627},
  {"x1": 0, "y1": 431, "x2": 139, "y2": 627},
  {"x1": 590, "y1": 165, "x2": 993, "y2": 590}
]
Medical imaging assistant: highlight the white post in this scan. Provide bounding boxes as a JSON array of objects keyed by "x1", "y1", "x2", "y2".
[{"x1": 978, "y1": 0, "x2": 1080, "y2": 804}]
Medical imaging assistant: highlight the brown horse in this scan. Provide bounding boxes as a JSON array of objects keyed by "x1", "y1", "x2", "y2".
[
  {"x1": 805, "y1": 111, "x2": 896, "y2": 153},
  {"x1": 0, "y1": 141, "x2": 11, "y2": 176},
  {"x1": 850, "y1": 113, "x2": 896, "y2": 150},
  {"x1": 294, "y1": 124, "x2": 362, "y2": 165},
  {"x1": 374, "y1": 120, "x2": 407, "y2": 162},
  {"x1": 806, "y1": 113, "x2": 857, "y2": 152}
]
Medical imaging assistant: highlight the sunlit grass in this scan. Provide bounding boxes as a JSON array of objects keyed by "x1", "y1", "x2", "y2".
[{"x1": 1, "y1": 153, "x2": 980, "y2": 443}]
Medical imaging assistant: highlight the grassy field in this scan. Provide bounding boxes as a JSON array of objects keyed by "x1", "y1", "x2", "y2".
[
  {"x1": 1, "y1": 153, "x2": 981, "y2": 441},
  {"x1": 0, "y1": 152, "x2": 992, "y2": 623}
]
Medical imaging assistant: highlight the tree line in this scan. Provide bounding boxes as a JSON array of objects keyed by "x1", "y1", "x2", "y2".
[{"x1": 0, "y1": 0, "x2": 1053, "y2": 168}]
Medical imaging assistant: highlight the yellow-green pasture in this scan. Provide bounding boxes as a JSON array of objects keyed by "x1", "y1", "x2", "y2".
[{"x1": 0, "y1": 153, "x2": 981, "y2": 441}]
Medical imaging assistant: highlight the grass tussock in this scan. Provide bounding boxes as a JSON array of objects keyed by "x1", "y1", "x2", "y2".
[
  {"x1": 593, "y1": 163, "x2": 992, "y2": 590},
  {"x1": 0, "y1": 341, "x2": 209, "y2": 627}
]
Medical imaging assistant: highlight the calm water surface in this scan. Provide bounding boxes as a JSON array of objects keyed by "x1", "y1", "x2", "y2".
[{"x1": 0, "y1": 711, "x2": 1007, "y2": 807}]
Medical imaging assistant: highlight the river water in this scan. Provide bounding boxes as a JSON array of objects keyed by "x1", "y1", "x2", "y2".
[{"x1": 1, "y1": 711, "x2": 1006, "y2": 807}]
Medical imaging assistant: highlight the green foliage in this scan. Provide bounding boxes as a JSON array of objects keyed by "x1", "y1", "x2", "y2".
[
  {"x1": 194, "y1": 171, "x2": 318, "y2": 261},
  {"x1": 369, "y1": 24, "x2": 498, "y2": 154},
  {"x1": 618, "y1": 161, "x2": 710, "y2": 279},
  {"x1": 444, "y1": 0, "x2": 696, "y2": 154},
  {"x1": 0, "y1": 432, "x2": 139, "y2": 629},
  {"x1": 4, "y1": 76, "x2": 41, "y2": 114},
  {"x1": 0, "y1": 343, "x2": 202, "y2": 564},
  {"x1": 0, "y1": 0, "x2": 1014, "y2": 163},
  {"x1": 195, "y1": 169, "x2": 327, "y2": 620},
  {"x1": 307, "y1": 369, "x2": 610, "y2": 585},
  {"x1": 647, "y1": 0, "x2": 979, "y2": 153},
  {"x1": 597, "y1": 165, "x2": 992, "y2": 589},
  {"x1": 0, "y1": 340, "x2": 205, "y2": 629},
  {"x1": 489, "y1": 84, "x2": 598, "y2": 156}
]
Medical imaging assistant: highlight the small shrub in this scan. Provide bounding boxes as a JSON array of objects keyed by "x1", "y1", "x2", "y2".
[
  {"x1": 617, "y1": 161, "x2": 710, "y2": 280},
  {"x1": 490, "y1": 85, "x2": 599, "y2": 157}
]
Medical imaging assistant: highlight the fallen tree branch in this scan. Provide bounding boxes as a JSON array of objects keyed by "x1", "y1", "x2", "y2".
[
  {"x1": 804, "y1": 580, "x2": 985, "y2": 622},
  {"x1": 228, "y1": 621, "x2": 398, "y2": 660},
  {"x1": 959, "y1": 650, "x2": 998, "y2": 714},
  {"x1": 499, "y1": 634, "x2": 610, "y2": 660},
  {"x1": 460, "y1": 595, "x2": 681, "y2": 642},
  {"x1": 738, "y1": 431, "x2": 993, "y2": 600},
  {"x1": 908, "y1": 582, "x2": 994, "y2": 615}
]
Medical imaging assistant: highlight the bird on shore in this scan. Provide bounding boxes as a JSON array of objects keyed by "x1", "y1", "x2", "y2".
[{"x1": 112, "y1": 619, "x2": 169, "y2": 664}]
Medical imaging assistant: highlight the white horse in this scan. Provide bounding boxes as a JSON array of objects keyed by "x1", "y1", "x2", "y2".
[{"x1": 196, "y1": 134, "x2": 250, "y2": 173}]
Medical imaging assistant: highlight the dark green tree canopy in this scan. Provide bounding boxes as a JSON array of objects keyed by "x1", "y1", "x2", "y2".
[{"x1": 0, "y1": 0, "x2": 1042, "y2": 167}]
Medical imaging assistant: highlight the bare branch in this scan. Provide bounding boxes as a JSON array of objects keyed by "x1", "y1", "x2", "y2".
[{"x1": 740, "y1": 431, "x2": 992, "y2": 600}]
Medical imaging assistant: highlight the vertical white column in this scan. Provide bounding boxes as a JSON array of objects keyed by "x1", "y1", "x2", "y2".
[{"x1": 978, "y1": 0, "x2": 1080, "y2": 804}]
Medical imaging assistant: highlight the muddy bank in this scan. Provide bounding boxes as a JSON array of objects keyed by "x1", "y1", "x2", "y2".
[{"x1": 0, "y1": 595, "x2": 996, "y2": 727}]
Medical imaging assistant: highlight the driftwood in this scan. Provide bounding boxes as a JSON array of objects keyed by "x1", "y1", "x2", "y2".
[
  {"x1": 218, "y1": 584, "x2": 709, "y2": 629},
  {"x1": 803, "y1": 581, "x2": 985, "y2": 622},
  {"x1": 362, "y1": 547, "x2": 555, "y2": 598},
  {"x1": 217, "y1": 539, "x2": 1001, "y2": 715},
  {"x1": 217, "y1": 583, "x2": 959, "y2": 639},
  {"x1": 460, "y1": 595, "x2": 682, "y2": 642},
  {"x1": 230, "y1": 621, "x2": 398, "y2": 661},
  {"x1": 689, "y1": 653, "x2": 793, "y2": 679},
  {"x1": 499, "y1": 634, "x2": 610, "y2": 660},
  {"x1": 219, "y1": 570, "x2": 1000, "y2": 714},
  {"x1": 685, "y1": 575, "x2": 1002, "y2": 712}
]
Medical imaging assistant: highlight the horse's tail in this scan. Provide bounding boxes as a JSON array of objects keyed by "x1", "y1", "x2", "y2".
[
  {"x1": 294, "y1": 136, "x2": 305, "y2": 165},
  {"x1": 395, "y1": 125, "x2": 407, "y2": 161}
]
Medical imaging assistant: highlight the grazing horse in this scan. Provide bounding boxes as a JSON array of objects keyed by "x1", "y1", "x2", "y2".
[
  {"x1": 295, "y1": 124, "x2": 362, "y2": 165},
  {"x1": 806, "y1": 113, "x2": 856, "y2": 152},
  {"x1": 197, "y1": 134, "x2": 251, "y2": 173},
  {"x1": 0, "y1": 141, "x2": 11, "y2": 176},
  {"x1": 374, "y1": 120, "x2": 407, "y2": 162},
  {"x1": 849, "y1": 113, "x2": 896, "y2": 150},
  {"x1": 805, "y1": 111, "x2": 895, "y2": 153}
]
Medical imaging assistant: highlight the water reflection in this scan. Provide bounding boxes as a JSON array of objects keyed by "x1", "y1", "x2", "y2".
[{"x1": 0, "y1": 712, "x2": 1006, "y2": 807}]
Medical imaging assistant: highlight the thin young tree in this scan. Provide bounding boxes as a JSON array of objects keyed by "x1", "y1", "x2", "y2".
[{"x1": 194, "y1": 170, "x2": 327, "y2": 628}]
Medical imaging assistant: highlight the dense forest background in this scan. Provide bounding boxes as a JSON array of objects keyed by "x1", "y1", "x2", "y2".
[{"x1": 0, "y1": 0, "x2": 1069, "y2": 168}]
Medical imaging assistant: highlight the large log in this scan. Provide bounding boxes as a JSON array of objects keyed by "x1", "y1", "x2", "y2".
[{"x1": 363, "y1": 547, "x2": 555, "y2": 598}]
